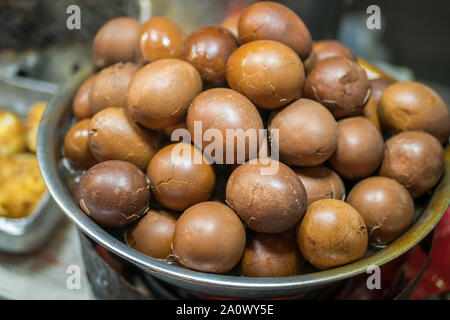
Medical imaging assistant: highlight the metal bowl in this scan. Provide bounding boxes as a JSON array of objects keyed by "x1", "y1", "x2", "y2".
[{"x1": 37, "y1": 65, "x2": 450, "y2": 299}]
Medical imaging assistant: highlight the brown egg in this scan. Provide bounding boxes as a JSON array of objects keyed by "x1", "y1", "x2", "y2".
[
  {"x1": 73, "y1": 74, "x2": 96, "y2": 120},
  {"x1": 313, "y1": 40, "x2": 356, "y2": 63},
  {"x1": 269, "y1": 98, "x2": 338, "y2": 166},
  {"x1": 76, "y1": 160, "x2": 150, "y2": 228},
  {"x1": 181, "y1": 26, "x2": 238, "y2": 85},
  {"x1": 238, "y1": 1, "x2": 312, "y2": 60},
  {"x1": 363, "y1": 78, "x2": 395, "y2": 131},
  {"x1": 127, "y1": 59, "x2": 202, "y2": 130},
  {"x1": 347, "y1": 177, "x2": 414, "y2": 244},
  {"x1": 370, "y1": 78, "x2": 395, "y2": 103},
  {"x1": 220, "y1": 14, "x2": 240, "y2": 39},
  {"x1": 88, "y1": 107, "x2": 161, "y2": 169},
  {"x1": 297, "y1": 199, "x2": 368, "y2": 269},
  {"x1": 89, "y1": 62, "x2": 139, "y2": 115},
  {"x1": 226, "y1": 159, "x2": 307, "y2": 233},
  {"x1": 226, "y1": 40, "x2": 305, "y2": 110},
  {"x1": 238, "y1": 230, "x2": 304, "y2": 277},
  {"x1": 147, "y1": 143, "x2": 215, "y2": 211},
  {"x1": 172, "y1": 201, "x2": 246, "y2": 273},
  {"x1": 379, "y1": 131, "x2": 445, "y2": 198},
  {"x1": 127, "y1": 209, "x2": 178, "y2": 259},
  {"x1": 378, "y1": 81, "x2": 450, "y2": 143},
  {"x1": 93, "y1": 17, "x2": 140, "y2": 68},
  {"x1": 63, "y1": 119, "x2": 97, "y2": 169},
  {"x1": 329, "y1": 117, "x2": 384, "y2": 179},
  {"x1": 186, "y1": 88, "x2": 264, "y2": 164},
  {"x1": 138, "y1": 17, "x2": 184, "y2": 63},
  {"x1": 294, "y1": 166, "x2": 345, "y2": 206},
  {"x1": 304, "y1": 57, "x2": 371, "y2": 119}
]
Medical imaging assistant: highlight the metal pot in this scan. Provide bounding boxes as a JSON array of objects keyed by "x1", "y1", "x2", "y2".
[{"x1": 36, "y1": 65, "x2": 450, "y2": 299}]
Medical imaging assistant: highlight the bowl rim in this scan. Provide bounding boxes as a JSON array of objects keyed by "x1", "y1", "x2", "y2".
[{"x1": 36, "y1": 65, "x2": 450, "y2": 297}]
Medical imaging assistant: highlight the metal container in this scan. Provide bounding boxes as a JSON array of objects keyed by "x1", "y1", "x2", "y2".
[
  {"x1": 37, "y1": 65, "x2": 450, "y2": 299},
  {"x1": 0, "y1": 62, "x2": 63, "y2": 253}
]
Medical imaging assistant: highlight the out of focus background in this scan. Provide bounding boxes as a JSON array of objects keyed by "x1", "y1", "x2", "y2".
[{"x1": 0, "y1": 0, "x2": 448, "y2": 300}]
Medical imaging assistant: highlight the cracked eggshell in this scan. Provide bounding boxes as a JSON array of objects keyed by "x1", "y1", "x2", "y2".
[
  {"x1": 226, "y1": 40, "x2": 305, "y2": 110},
  {"x1": 297, "y1": 199, "x2": 368, "y2": 269},
  {"x1": 138, "y1": 17, "x2": 184, "y2": 63},
  {"x1": 329, "y1": 117, "x2": 384, "y2": 179},
  {"x1": 127, "y1": 209, "x2": 178, "y2": 259},
  {"x1": 378, "y1": 81, "x2": 450, "y2": 143},
  {"x1": 89, "y1": 62, "x2": 140, "y2": 114},
  {"x1": 128, "y1": 59, "x2": 202, "y2": 130},
  {"x1": 226, "y1": 159, "x2": 307, "y2": 233},
  {"x1": 76, "y1": 160, "x2": 150, "y2": 228},
  {"x1": 147, "y1": 143, "x2": 215, "y2": 211},
  {"x1": 63, "y1": 119, "x2": 98, "y2": 169},
  {"x1": 186, "y1": 88, "x2": 264, "y2": 164},
  {"x1": 181, "y1": 26, "x2": 238, "y2": 85},
  {"x1": 238, "y1": 229, "x2": 304, "y2": 277},
  {"x1": 93, "y1": 17, "x2": 140, "y2": 68},
  {"x1": 379, "y1": 131, "x2": 445, "y2": 198},
  {"x1": 73, "y1": 74, "x2": 96, "y2": 120},
  {"x1": 88, "y1": 107, "x2": 161, "y2": 170},
  {"x1": 238, "y1": 1, "x2": 312, "y2": 60},
  {"x1": 347, "y1": 176, "x2": 414, "y2": 245},
  {"x1": 304, "y1": 56, "x2": 370, "y2": 119},
  {"x1": 172, "y1": 201, "x2": 246, "y2": 273},
  {"x1": 294, "y1": 166, "x2": 345, "y2": 206},
  {"x1": 269, "y1": 98, "x2": 338, "y2": 166}
]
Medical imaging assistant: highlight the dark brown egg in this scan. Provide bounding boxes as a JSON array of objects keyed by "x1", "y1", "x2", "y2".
[
  {"x1": 186, "y1": 88, "x2": 264, "y2": 164},
  {"x1": 269, "y1": 98, "x2": 338, "y2": 166},
  {"x1": 147, "y1": 143, "x2": 216, "y2": 211},
  {"x1": 313, "y1": 40, "x2": 356, "y2": 63},
  {"x1": 304, "y1": 57, "x2": 371, "y2": 119},
  {"x1": 221, "y1": 14, "x2": 240, "y2": 39},
  {"x1": 127, "y1": 209, "x2": 178, "y2": 259},
  {"x1": 172, "y1": 201, "x2": 246, "y2": 273},
  {"x1": 93, "y1": 17, "x2": 140, "y2": 68},
  {"x1": 127, "y1": 59, "x2": 202, "y2": 130},
  {"x1": 73, "y1": 74, "x2": 96, "y2": 120},
  {"x1": 181, "y1": 26, "x2": 238, "y2": 85},
  {"x1": 347, "y1": 176, "x2": 414, "y2": 244},
  {"x1": 379, "y1": 131, "x2": 445, "y2": 198},
  {"x1": 226, "y1": 40, "x2": 305, "y2": 110},
  {"x1": 89, "y1": 62, "x2": 139, "y2": 114},
  {"x1": 329, "y1": 117, "x2": 384, "y2": 179},
  {"x1": 294, "y1": 166, "x2": 345, "y2": 206},
  {"x1": 76, "y1": 160, "x2": 150, "y2": 228},
  {"x1": 88, "y1": 107, "x2": 161, "y2": 169},
  {"x1": 378, "y1": 81, "x2": 450, "y2": 143},
  {"x1": 363, "y1": 78, "x2": 395, "y2": 131},
  {"x1": 238, "y1": 1, "x2": 312, "y2": 60},
  {"x1": 238, "y1": 230, "x2": 304, "y2": 277},
  {"x1": 226, "y1": 159, "x2": 307, "y2": 233},
  {"x1": 297, "y1": 199, "x2": 368, "y2": 269},
  {"x1": 63, "y1": 119, "x2": 97, "y2": 169},
  {"x1": 138, "y1": 17, "x2": 184, "y2": 63}
]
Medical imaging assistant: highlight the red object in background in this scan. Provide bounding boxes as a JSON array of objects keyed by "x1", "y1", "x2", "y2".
[{"x1": 407, "y1": 206, "x2": 450, "y2": 299}]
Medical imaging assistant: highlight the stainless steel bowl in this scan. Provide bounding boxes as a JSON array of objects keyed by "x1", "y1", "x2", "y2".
[{"x1": 37, "y1": 65, "x2": 450, "y2": 299}]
